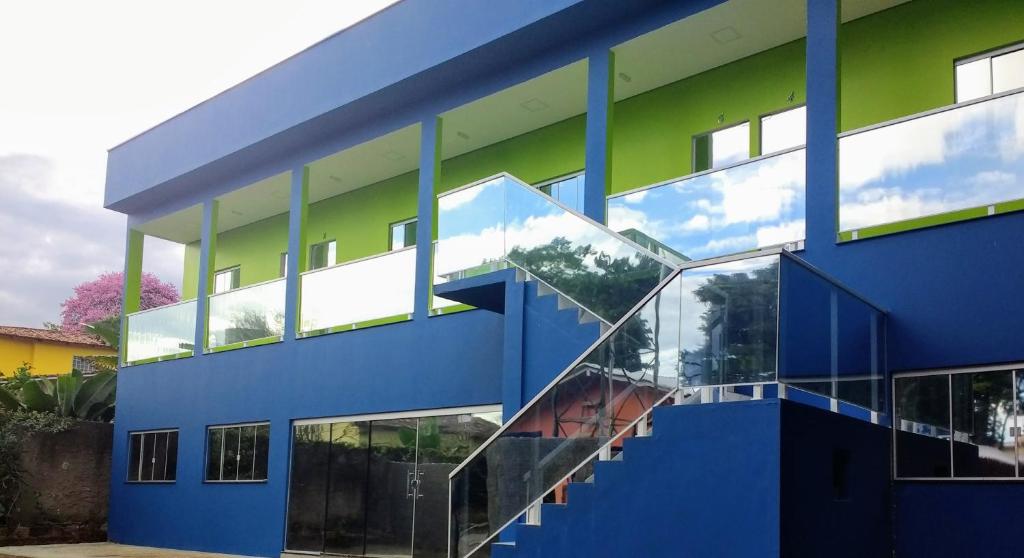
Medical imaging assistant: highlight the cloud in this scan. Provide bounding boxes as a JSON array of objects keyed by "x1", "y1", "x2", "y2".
[{"x1": 0, "y1": 154, "x2": 180, "y2": 327}]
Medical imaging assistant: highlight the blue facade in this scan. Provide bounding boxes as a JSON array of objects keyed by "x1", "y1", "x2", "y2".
[{"x1": 106, "y1": 0, "x2": 1024, "y2": 556}]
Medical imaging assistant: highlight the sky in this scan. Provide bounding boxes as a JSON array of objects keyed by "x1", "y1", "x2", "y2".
[{"x1": 0, "y1": 0, "x2": 397, "y2": 328}]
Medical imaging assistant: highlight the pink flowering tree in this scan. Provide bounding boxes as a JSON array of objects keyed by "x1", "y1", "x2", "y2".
[{"x1": 60, "y1": 272, "x2": 179, "y2": 333}]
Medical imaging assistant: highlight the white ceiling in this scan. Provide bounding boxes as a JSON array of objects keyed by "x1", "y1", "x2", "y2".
[
  {"x1": 307, "y1": 123, "x2": 421, "y2": 204},
  {"x1": 440, "y1": 59, "x2": 589, "y2": 159},
  {"x1": 613, "y1": 0, "x2": 909, "y2": 101},
  {"x1": 216, "y1": 172, "x2": 292, "y2": 233},
  {"x1": 136, "y1": 204, "x2": 204, "y2": 244}
]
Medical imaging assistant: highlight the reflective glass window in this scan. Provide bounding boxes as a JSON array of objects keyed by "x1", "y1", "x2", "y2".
[
  {"x1": 206, "y1": 423, "x2": 270, "y2": 482},
  {"x1": 761, "y1": 106, "x2": 806, "y2": 154},
  {"x1": 956, "y1": 58, "x2": 992, "y2": 102},
  {"x1": 952, "y1": 371, "x2": 1016, "y2": 478},
  {"x1": 309, "y1": 240, "x2": 337, "y2": 270},
  {"x1": 390, "y1": 219, "x2": 417, "y2": 250},
  {"x1": 213, "y1": 266, "x2": 240, "y2": 294},
  {"x1": 127, "y1": 430, "x2": 178, "y2": 482},
  {"x1": 894, "y1": 375, "x2": 951, "y2": 478},
  {"x1": 693, "y1": 122, "x2": 750, "y2": 172},
  {"x1": 536, "y1": 173, "x2": 584, "y2": 213},
  {"x1": 993, "y1": 48, "x2": 1024, "y2": 95}
]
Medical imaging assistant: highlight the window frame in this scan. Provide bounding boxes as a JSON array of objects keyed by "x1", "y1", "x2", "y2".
[
  {"x1": 691, "y1": 120, "x2": 751, "y2": 174},
  {"x1": 126, "y1": 429, "x2": 179, "y2": 484},
  {"x1": 213, "y1": 266, "x2": 240, "y2": 294},
  {"x1": 954, "y1": 41, "x2": 1024, "y2": 103},
  {"x1": 534, "y1": 171, "x2": 585, "y2": 213},
  {"x1": 758, "y1": 104, "x2": 806, "y2": 156},
  {"x1": 308, "y1": 239, "x2": 337, "y2": 271},
  {"x1": 893, "y1": 363, "x2": 1024, "y2": 481},
  {"x1": 204, "y1": 421, "x2": 271, "y2": 484},
  {"x1": 279, "y1": 252, "x2": 288, "y2": 278},
  {"x1": 388, "y1": 217, "x2": 418, "y2": 252}
]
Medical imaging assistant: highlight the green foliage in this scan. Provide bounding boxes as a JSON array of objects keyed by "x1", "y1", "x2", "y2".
[
  {"x1": 0, "y1": 369, "x2": 115, "y2": 423},
  {"x1": 82, "y1": 317, "x2": 120, "y2": 372}
]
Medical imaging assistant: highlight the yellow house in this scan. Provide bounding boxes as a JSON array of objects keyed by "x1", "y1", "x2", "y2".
[{"x1": 0, "y1": 326, "x2": 117, "y2": 376}]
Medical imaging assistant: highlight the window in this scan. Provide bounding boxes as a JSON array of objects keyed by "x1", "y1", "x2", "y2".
[
  {"x1": 895, "y1": 367, "x2": 1023, "y2": 479},
  {"x1": 214, "y1": 266, "x2": 240, "y2": 294},
  {"x1": 389, "y1": 218, "x2": 417, "y2": 250},
  {"x1": 760, "y1": 106, "x2": 806, "y2": 155},
  {"x1": 693, "y1": 122, "x2": 750, "y2": 173},
  {"x1": 309, "y1": 240, "x2": 336, "y2": 270},
  {"x1": 71, "y1": 355, "x2": 98, "y2": 375},
  {"x1": 279, "y1": 252, "x2": 288, "y2": 278},
  {"x1": 536, "y1": 172, "x2": 585, "y2": 213},
  {"x1": 956, "y1": 44, "x2": 1024, "y2": 102},
  {"x1": 206, "y1": 423, "x2": 270, "y2": 482},
  {"x1": 128, "y1": 430, "x2": 178, "y2": 482}
]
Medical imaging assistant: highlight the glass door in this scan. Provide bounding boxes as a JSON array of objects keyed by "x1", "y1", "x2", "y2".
[{"x1": 285, "y1": 409, "x2": 502, "y2": 557}]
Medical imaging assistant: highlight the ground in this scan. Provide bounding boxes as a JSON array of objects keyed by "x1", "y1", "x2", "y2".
[{"x1": 0, "y1": 543, "x2": 256, "y2": 558}]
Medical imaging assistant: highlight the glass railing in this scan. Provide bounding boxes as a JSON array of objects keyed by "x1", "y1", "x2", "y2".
[
  {"x1": 607, "y1": 147, "x2": 806, "y2": 262},
  {"x1": 448, "y1": 250, "x2": 886, "y2": 558},
  {"x1": 207, "y1": 278, "x2": 286, "y2": 350},
  {"x1": 839, "y1": 88, "x2": 1024, "y2": 239},
  {"x1": 300, "y1": 247, "x2": 416, "y2": 334},
  {"x1": 435, "y1": 174, "x2": 675, "y2": 323},
  {"x1": 124, "y1": 299, "x2": 197, "y2": 364}
]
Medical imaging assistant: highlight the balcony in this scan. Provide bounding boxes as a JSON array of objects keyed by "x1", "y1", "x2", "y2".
[
  {"x1": 124, "y1": 300, "x2": 197, "y2": 364},
  {"x1": 299, "y1": 246, "x2": 416, "y2": 335},
  {"x1": 607, "y1": 147, "x2": 806, "y2": 261},
  {"x1": 207, "y1": 278, "x2": 286, "y2": 351},
  {"x1": 839, "y1": 88, "x2": 1024, "y2": 240}
]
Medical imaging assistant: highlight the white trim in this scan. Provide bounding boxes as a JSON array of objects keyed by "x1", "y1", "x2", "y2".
[
  {"x1": 298, "y1": 244, "x2": 416, "y2": 278},
  {"x1": 125, "y1": 298, "x2": 198, "y2": 318},
  {"x1": 892, "y1": 362, "x2": 1024, "y2": 379},
  {"x1": 292, "y1": 404, "x2": 501, "y2": 426}
]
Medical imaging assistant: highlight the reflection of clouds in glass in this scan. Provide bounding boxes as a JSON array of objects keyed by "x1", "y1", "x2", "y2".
[
  {"x1": 609, "y1": 149, "x2": 805, "y2": 261},
  {"x1": 438, "y1": 178, "x2": 497, "y2": 211},
  {"x1": 623, "y1": 190, "x2": 648, "y2": 204},
  {"x1": 839, "y1": 93, "x2": 1024, "y2": 232}
]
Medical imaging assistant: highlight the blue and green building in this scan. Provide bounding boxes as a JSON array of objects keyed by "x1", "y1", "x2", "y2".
[{"x1": 105, "y1": 1, "x2": 1024, "y2": 556}]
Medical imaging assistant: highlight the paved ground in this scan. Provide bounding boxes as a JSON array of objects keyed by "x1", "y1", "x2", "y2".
[{"x1": 0, "y1": 543, "x2": 258, "y2": 558}]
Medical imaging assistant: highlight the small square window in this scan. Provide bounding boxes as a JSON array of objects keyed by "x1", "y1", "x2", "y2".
[
  {"x1": 128, "y1": 430, "x2": 178, "y2": 482},
  {"x1": 309, "y1": 240, "x2": 336, "y2": 270},
  {"x1": 279, "y1": 252, "x2": 288, "y2": 278},
  {"x1": 693, "y1": 122, "x2": 750, "y2": 173},
  {"x1": 760, "y1": 106, "x2": 806, "y2": 155},
  {"x1": 390, "y1": 219, "x2": 417, "y2": 251},
  {"x1": 213, "y1": 267, "x2": 240, "y2": 294},
  {"x1": 535, "y1": 173, "x2": 585, "y2": 212},
  {"x1": 206, "y1": 423, "x2": 270, "y2": 482}
]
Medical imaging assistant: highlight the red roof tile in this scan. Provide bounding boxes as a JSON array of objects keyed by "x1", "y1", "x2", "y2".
[{"x1": 0, "y1": 326, "x2": 108, "y2": 347}]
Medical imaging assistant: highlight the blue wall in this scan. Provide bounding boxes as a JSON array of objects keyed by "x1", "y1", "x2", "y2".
[
  {"x1": 109, "y1": 311, "x2": 504, "y2": 557},
  {"x1": 894, "y1": 483, "x2": 1024, "y2": 557}
]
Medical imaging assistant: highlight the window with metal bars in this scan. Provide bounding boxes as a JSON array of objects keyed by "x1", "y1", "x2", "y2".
[{"x1": 205, "y1": 422, "x2": 270, "y2": 482}]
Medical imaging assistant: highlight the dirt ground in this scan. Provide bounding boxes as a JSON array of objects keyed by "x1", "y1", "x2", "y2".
[{"x1": 0, "y1": 542, "x2": 259, "y2": 558}]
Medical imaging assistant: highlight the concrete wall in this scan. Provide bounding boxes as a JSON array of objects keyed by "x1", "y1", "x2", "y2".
[{"x1": 1, "y1": 421, "x2": 113, "y2": 545}]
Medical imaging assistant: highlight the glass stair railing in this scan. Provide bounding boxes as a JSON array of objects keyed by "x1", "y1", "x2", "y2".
[
  {"x1": 434, "y1": 173, "x2": 677, "y2": 324},
  {"x1": 445, "y1": 238, "x2": 887, "y2": 557}
]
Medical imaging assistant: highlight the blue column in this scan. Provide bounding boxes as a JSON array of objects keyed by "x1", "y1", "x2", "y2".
[
  {"x1": 414, "y1": 117, "x2": 442, "y2": 321},
  {"x1": 283, "y1": 167, "x2": 308, "y2": 342},
  {"x1": 805, "y1": 0, "x2": 840, "y2": 255},
  {"x1": 193, "y1": 199, "x2": 218, "y2": 355},
  {"x1": 502, "y1": 277, "x2": 526, "y2": 420},
  {"x1": 583, "y1": 49, "x2": 615, "y2": 223}
]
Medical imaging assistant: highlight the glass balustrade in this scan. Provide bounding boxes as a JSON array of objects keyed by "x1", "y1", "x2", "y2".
[
  {"x1": 124, "y1": 300, "x2": 197, "y2": 364},
  {"x1": 300, "y1": 247, "x2": 416, "y2": 334},
  {"x1": 448, "y1": 251, "x2": 885, "y2": 558},
  {"x1": 839, "y1": 89, "x2": 1024, "y2": 239},
  {"x1": 207, "y1": 279, "x2": 286, "y2": 349},
  {"x1": 606, "y1": 148, "x2": 806, "y2": 262},
  {"x1": 435, "y1": 174, "x2": 675, "y2": 323}
]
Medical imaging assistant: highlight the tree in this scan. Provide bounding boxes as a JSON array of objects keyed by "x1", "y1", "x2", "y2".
[{"x1": 59, "y1": 272, "x2": 179, "y2": 333}]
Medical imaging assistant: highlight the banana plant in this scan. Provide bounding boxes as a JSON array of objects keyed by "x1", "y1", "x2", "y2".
[
  {"x1": 82, "y1": 317, "x2": 120, "y2": 372},
  {"x1": 0, "y1": 370, "x2": 116, "y2": 422}
]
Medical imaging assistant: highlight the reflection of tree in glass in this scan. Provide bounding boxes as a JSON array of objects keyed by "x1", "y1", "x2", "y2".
[
  {"x1": 954, "y1": 373, "x2": 1014, "y2": 448},
  {"x1": 689, "y1": 261, "x2": 779, "y2": 385},
  {"x1": 227, "y1": 308, "x2": 284, "y2": 343},
  {"x1": 507, "y1": 237, "x2": 666, "y2": 324}
]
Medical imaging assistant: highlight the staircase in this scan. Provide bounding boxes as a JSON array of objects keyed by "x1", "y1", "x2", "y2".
[{"x1": 437, "y1": 173, "x2": 887, "y2": 558}]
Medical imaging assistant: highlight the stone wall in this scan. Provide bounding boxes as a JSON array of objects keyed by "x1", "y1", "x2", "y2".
[{"x1": 0, "y1": 421, "x2": 112, "y2": 545}]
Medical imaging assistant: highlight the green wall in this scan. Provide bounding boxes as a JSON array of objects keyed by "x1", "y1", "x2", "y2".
[
  {"x1": 611, "y1": 39, "x2": 806, "y2": 195},
  {"x1": 840, "y1": 0, "x2": 1023, "y2": 132},
  {"x1": 306, "y1": 170, "x2": 419, "y2": 263},
  {"x1": 439, "y1": 114, "x2": 586, "y2": 193},
  {"x1": 173, "y1": 0, "x2": 1022, "y2": 293}
]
